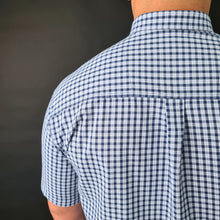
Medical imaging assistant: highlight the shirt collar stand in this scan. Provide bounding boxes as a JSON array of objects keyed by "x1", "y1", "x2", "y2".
[{"x1": 129, "y1": 10, "x2": 214, "y2": 35}]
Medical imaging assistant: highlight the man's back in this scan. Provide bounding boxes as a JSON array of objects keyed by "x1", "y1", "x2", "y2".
[{"x1": 41, "y1": 10, "x2": 220, "y2": 219}]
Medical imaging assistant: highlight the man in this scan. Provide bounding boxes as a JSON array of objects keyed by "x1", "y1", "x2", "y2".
[{"x1": 41, "y1": 0, "x2": 220, "y2": 219}]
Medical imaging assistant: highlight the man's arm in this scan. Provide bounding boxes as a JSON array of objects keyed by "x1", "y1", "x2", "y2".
[{"x1": 47, "y1": 200, "x2": 86, "y2": 220}]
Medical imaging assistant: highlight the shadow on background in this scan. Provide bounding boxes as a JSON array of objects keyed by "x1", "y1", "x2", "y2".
[{"x1": 0, "y1": 0, "x2": 219, "y2": 219}]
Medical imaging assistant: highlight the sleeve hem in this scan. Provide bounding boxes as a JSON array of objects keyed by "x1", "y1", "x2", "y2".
[{"x1": 41, "y1": 187, "x2": 81, "y2": 207}]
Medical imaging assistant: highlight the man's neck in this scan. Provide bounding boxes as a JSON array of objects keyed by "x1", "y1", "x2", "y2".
[{"x1": 131, "y1": 0, "x2": 212, "y2": 20}]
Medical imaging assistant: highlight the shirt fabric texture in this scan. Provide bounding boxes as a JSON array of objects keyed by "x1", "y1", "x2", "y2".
[{"x1": 41, "y1": 10, "x2": 220, "y2": 220}]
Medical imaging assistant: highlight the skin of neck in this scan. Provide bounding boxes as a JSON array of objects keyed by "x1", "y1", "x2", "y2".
[{"x1": 131, "y1": 0, "x2": 212, "y2": 20}]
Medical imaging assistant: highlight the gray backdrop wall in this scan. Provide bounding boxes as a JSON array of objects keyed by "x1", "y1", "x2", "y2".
[{"x1": 0, "y1": 0, "x2": 219, "y2": 219}]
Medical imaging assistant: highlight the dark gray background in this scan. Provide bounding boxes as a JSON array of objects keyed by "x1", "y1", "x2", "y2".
[{"x1": 0, "y1": 0, "x2": 219, "y2": 219}]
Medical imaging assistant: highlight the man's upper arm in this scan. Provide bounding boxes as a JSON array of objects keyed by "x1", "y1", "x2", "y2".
[
  {"x1": 47, "y1": 199, "x2": 86, "y2": 220},
  {"x1": 41, "y1": 104, "x2": 81, "y2": 207}
]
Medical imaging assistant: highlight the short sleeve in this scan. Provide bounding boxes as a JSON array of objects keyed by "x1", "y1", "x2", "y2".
[{"x1": 41, "y1": 106, "x2": 80, "y2": 207}]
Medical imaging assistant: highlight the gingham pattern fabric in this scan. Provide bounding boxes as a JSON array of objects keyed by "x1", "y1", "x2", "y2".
[{"x1": 41, "y1": 10, "x2": 220, "y2": 219}]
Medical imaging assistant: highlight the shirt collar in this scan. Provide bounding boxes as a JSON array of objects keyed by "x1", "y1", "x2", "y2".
[{"x1": 129, "y1": 10, "x2": 214, "y2": 35}]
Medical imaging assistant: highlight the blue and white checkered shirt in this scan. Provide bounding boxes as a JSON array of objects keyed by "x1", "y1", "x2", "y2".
[{"x1": 41, "y1": 10, "x2": 220, "y2": 219}]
